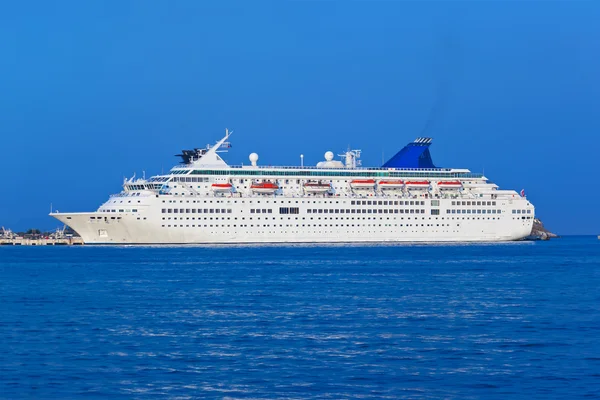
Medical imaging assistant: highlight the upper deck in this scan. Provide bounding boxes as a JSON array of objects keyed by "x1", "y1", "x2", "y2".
[
  {"x1": 167, "y1": 166, "x2": 483, "y2": 179},
  {"x1": 119, "y1": 130, "x2": 503, "y2": 198}
]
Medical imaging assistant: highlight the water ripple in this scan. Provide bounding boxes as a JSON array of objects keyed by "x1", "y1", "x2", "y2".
[{"x1": 0, "y1": 237, "x2": 599, "y2": 398}]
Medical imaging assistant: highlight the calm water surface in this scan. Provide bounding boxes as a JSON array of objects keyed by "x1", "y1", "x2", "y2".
[{"x1": 1, "y1": 237, "x2": 599, "y2": 399}]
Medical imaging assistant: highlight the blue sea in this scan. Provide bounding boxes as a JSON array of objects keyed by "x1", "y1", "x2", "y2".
[{"x1": 1, "y1": 237, "x2": 599, "y2": 399}]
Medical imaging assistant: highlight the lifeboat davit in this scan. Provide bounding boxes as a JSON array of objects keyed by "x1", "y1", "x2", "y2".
[
  {"x1": 405, "y1": 180, "x2": 430, "y2": 190},
  {"x1": 378, "y1": 180, "x2": 404, "y2": 190},
  {"x1": 251, "y1": 182, "x2": 279, "y2": 194},
  {"x1": 350, "y1": 179, "x2": 376, "y2": 189},
  {"x1": 437, "y1": 180, "x2": 462, "y2": 190},
  {"x1": 211, "y1": 183, "x2": 233, "y2": 192},
  {"x1": 304, "y1": 181, "x2": 331, "y2": 193}
]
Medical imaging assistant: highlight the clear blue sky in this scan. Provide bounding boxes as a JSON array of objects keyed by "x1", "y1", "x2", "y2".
[{"x1": 1, "y1": 1, "x2": 598, "y2": 234}]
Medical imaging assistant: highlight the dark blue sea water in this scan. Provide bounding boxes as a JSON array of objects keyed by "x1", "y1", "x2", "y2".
[{"x1": 1, "y1": 237, "x2": 599, "y2": 399}]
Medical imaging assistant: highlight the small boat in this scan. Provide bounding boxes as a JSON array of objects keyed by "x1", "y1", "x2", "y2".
[
  {"x1": 378, "y1": 180, "x2": 404, "y2": 190},
  {"x1": 251, "y1": 181, "x2": 279, "y2": 194},
  {"x1": 303, "y1": 181, "x2": 331, "y2": 193},
  {"x1": 350, "y1": 179, "x2": 376, "y2": 189},
  {"x1": 404, "y1": 180, "x2": 430, "y2": 190},
  {"x1": 211, "y1": 183, "x2": 233, "y2": 192},
  {"x1": 437, "y1": 180, "x2": 462, "y2": 190}
]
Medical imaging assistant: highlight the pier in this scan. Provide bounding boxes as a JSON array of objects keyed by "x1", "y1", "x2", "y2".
[
  {"x1": 1, "y1": 226, "x2": 84, "y2": 246},
  {"x1": 0, "y1": 237, "x2": 84, "y2": 246}
]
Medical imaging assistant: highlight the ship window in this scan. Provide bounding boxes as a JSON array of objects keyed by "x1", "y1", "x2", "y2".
[{"x1": 162, "y1": 209, "x2": 166, "y2": 213}]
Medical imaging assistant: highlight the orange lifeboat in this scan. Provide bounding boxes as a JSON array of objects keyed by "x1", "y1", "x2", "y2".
[
  {"x1": 211, "y1": 183, "x2": 233, "y2": 192},
  {"x1": 350, "y1": 179, "x2": 375, "y2": 189},
  {"x1": 378, "y1": 180, "x2": 404, "y2": 190},
  {"x1": 251, "y1": 181, "x2": 279, "y2": 194},
  {"x1": 437, "y1": 180, "x2": 462, "y2": 190},
  {"x1": 303, "y1": 181, "x2": 331, "y2": 193},
  {"x1": 404, "y1": 180, "x2": 430, "y2": 190}
]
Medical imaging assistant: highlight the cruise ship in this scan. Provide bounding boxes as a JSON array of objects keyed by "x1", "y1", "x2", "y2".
[{"x1": 51, "y1": 130, "x2": 535, "y2": 244}]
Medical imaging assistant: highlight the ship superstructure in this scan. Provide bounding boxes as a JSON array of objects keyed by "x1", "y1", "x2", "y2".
[{"x1": 51, "y1": 129, "x2": 535, "y2": 244}]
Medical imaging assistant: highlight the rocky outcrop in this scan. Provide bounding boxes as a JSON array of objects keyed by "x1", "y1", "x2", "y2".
[{"x1": 526, "y1": 218, "x2": 558, "y2": 240}]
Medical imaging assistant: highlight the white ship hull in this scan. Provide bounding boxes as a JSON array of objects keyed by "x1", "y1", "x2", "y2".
[{"x1": 51, "y1": 196, "x2": 533, "y2": 245}]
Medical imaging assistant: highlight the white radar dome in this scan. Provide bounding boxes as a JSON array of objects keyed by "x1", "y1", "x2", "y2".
[
  {"x1": 324, "y1": 151, "x2": 334, "y2": 161},
  {"x1": 249, "y1": 153, "x2": 259, "y2": 166}
]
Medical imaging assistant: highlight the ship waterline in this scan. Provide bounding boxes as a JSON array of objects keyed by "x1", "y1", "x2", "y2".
[{"x1": 51, "y1": 130, "x2": 535, "y2": 244}]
